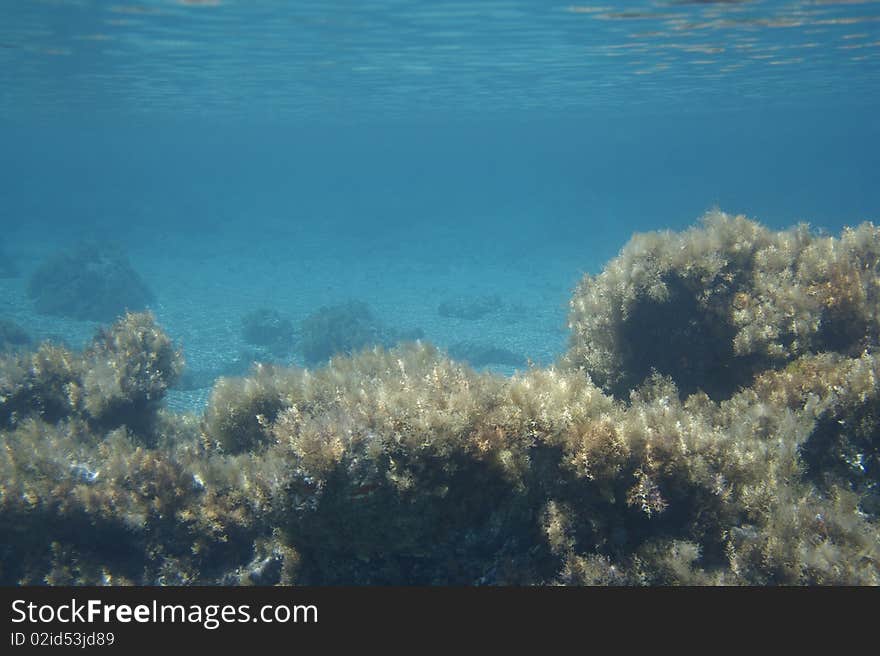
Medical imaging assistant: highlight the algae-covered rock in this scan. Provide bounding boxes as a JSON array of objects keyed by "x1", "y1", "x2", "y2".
[
  {"x1": 81, "y1": 311, "x2": 184, "y2": 438},
  {"x1": 564, "y1": 211, "x2": 880, "y2": 399},
  {"x1": 0, "y1": 311, "x2": 182, "y2": 441}
]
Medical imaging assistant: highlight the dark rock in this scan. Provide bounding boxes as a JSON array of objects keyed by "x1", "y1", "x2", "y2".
[
  {"x1": 300, "y1": 301, "x2": 422, "y2": 366},
  {"x1": 241, "y1": 308, "x2": 296, "y2": 356},
  {"x1": 27, "y1": 242, "x2": 154, "y2": 322}
]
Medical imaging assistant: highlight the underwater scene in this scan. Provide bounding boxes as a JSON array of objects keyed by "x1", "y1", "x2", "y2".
[{"x1": 1, "y1": 0, "x2": 879, "y2": 585}]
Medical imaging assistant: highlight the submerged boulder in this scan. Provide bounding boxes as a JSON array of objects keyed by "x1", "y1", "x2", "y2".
[
  {"x1": 299, "y1": 300, "x2": 422, "y2": 366},
  {"x1": 241, "y1": 308, "x2": 296, "y2": 356},
  {"x1": 28, "y1": 242, "x2": 155, "y2": 322}
]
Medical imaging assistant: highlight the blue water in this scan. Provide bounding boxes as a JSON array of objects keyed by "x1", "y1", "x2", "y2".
[{"x1": 2, "y1": 0, "x2": 879, "y2": 411}]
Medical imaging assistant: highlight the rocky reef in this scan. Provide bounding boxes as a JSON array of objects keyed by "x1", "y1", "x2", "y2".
[{"x1": 1, "y1": 211, "x2": 877, "y2": 585}]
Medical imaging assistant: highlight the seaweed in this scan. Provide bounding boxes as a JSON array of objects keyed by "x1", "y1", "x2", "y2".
[
  {"x1": 2, "y1": 213, "x2": 879, "y2": 585},
  {"x1": 0, "y1": 311, "x2": 182, "y2": 442},
  {"x1": 564, "y1": 211, "x2": 880, "y2": 400}
]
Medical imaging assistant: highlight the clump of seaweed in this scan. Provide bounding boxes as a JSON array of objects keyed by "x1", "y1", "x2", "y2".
[
  {"x1": 0, "y1": 312, "x2": 182, "y2": 442},
  {"x1": 564, "y1": 210, "x2": 880, "y2": 400},
  {"x1": 80, "y1": 311, "x2": 184, "y2": 439},
  {"x1": 536, "y1": 352, "x2": 880, "y2": 585},
  {"x1": 265, "y1": 344, "x2": 541, "y2": 583},
  {"x1": 27, "y1": 242, "x2": 155, "y2": 321},
  {"x1": 0, "y1": 416, "x2": 273, "y2": 585},
  {"x1": 200, "y1": 363, "x2": 296, "y2": 455},
  {"x1": 0, "y1": 342, "x2": 82, "y2": 428}
]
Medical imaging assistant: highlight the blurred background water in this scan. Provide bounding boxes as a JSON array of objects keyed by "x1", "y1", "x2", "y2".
[{"x1": 1, "y1": 0, "x2": 878, "y2": 411}]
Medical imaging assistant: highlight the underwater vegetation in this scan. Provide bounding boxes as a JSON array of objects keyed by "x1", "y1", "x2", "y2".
[
  {"x1": 0, "y1": 312, "x2": 182, "y2": 440},
  {"x1": 565, "y1": 213, "x2": 880, "y2": 400},
  {"x1": 1, "y1": 211, "x2": 878, "y2": 585},
  {"x1": 27, "y1": 242, "x2": 155, "y2": 321}
]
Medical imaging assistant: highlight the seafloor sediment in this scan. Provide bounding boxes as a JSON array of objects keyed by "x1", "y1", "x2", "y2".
[{"x1": 1, "y1": 210, "x2": 878, "y2": 585}]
